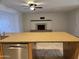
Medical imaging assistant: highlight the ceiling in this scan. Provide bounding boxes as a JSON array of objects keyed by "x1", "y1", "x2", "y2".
[{"x1": 1, "y1": 0, "x2": 79, "y2": 13}]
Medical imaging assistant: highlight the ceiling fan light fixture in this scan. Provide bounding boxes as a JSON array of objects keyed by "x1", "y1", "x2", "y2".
[{"x1": 30, "y1": 5, "x2": 35, "y2": 10}]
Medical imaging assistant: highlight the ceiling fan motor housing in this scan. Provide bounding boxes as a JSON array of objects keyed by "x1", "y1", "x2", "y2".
[{"x1": 29, "y1": 4, "x2": 37, "y2": 7}]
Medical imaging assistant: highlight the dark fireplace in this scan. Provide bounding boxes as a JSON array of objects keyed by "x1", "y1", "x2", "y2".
[
  {"x1": 30, "y1": 23, "x2": 52, "y2": 32},
  {"x1": 37, "y1": 25, "x2": 45, "y2": 30}
]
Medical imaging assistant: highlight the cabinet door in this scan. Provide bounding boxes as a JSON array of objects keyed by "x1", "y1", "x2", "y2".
[
  {"x1": 63, "y1": 43, "x2": 79, "y2": 59},
  {"x1": 73, "y1": 43, "x2": 79, "y2": 59},
  {"x1": 0, "y1": 44, "x2": 3, "y2": 59}
]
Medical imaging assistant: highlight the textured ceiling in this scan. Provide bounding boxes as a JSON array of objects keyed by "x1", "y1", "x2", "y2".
[{"x1": 1, "y1": 0, "x2": 79, "y2": 13}]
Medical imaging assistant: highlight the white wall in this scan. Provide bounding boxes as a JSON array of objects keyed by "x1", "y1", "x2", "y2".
[
  {"x1": 75, "y1": 9, "x2": 79, "y2": 36},
  {"x1": 67, "y1": 9, "x2": 79, "y2": 36},
  {"x1": 23, "y1": 12, "x2": 68, "y2": 32},
  {"x1": 67, "y1": 10, "x2": 77, "y2": 34},
  {"x1": 0, "y1": 11, "x2": 23, "y2": 33}
]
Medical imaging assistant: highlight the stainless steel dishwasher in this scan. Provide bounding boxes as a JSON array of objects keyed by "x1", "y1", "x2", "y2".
[{"x1": 2, "y1": 44, "x2": 28, "y2": 59}]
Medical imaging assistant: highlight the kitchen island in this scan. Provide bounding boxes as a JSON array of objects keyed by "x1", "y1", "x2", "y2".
[{"x1": 0, "y1": 32, "x2": 79, "y2": 59}]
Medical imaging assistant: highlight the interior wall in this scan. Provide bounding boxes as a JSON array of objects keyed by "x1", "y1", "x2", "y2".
[
  {"x1": 75, "y1": 9, "x2": 79, "y2": 37},
  {"x1": 0, "y1": 11, "x2": 23, "y2": 33},
  {"x1": 67, "y1": 10, "x2": 76, "y2": 34},
  {"x1": 22, "y1": 12, "x2": 68, "y2": 32},
  {"x1": 67, "y1": 9, "x2": 79, "y2": 37}
]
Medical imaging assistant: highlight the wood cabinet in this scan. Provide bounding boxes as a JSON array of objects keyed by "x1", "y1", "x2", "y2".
[
  {"x1": 0, "y1": 36, "x2": 8, "y2": 40},
  {"x1": 0, "y1": 44, "x2": 3, "y2": 59},
  {"x1": 63, "y1": 43, "x2": 79, "y2": 59},
  {"x1": 0, "y1": 43, "x2": 79, "y2": 59}
]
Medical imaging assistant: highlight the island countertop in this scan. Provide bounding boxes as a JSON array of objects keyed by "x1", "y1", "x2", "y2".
[{"x1": 0, "y1": 32, "x2": 79, "y2": 43}]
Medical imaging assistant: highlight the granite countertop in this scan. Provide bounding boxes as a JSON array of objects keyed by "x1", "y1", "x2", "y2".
[{"x1": 0, "y1": 32, "x2": 79, "y2": 43}]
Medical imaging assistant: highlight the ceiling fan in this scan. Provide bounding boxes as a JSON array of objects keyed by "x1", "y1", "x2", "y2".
[{"x1": 20, "y1": 0, "x2": 43, "y2": 10}]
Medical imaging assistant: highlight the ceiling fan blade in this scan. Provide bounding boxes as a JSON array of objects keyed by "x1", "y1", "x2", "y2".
[
  {"x1": 35, "y1": 7, "x2": 43, "y2": 8},
  {"x1": 34, "y1": 3, "x2": 44, "y2": 5},
  {"x1": 20, "y1": 3, "x2": 29, "y2": 6}
]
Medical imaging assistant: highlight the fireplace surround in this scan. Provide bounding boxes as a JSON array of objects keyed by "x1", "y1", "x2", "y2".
[{"x1": 30, "y1": 20, "x2": 52, "y2": 32}]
